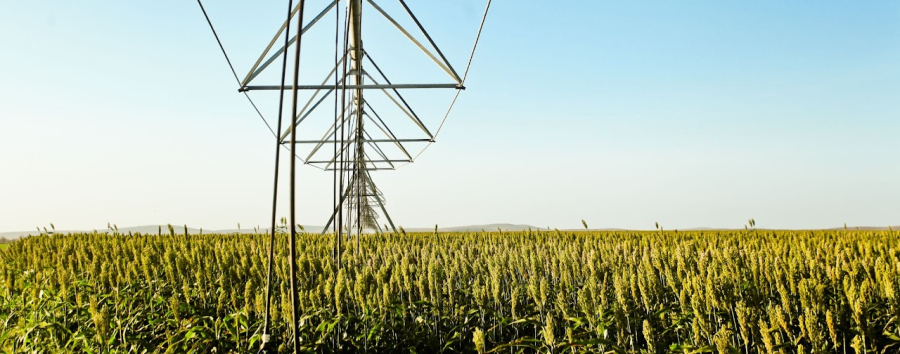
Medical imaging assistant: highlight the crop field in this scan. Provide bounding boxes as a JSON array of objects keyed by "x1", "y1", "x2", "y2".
[{"x1": 1, "y1": 229, "x2": 899, "y2": 353}]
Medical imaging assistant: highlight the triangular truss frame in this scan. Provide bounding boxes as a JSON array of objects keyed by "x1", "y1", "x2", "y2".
[{"x1": 245, "y1": 0, "x2": 465, "y2": 234}]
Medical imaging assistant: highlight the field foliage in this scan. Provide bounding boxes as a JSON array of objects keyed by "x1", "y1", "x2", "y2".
[{"x1": 1, "y1": 229, "x2": 899, "y2": 353}]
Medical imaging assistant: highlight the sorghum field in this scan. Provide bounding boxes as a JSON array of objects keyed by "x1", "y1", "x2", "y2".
[{"x1": 1, "y1": 229, "x2": 899, "y2": 353}]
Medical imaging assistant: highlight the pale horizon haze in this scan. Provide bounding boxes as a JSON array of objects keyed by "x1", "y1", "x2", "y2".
[{"x1": 1, "y1": 1, "x2": 898, "y2": 232}]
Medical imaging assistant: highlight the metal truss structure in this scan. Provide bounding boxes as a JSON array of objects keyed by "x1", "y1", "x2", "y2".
[
  {"x1": 193, "y1": 0, "x2": 489, "y2": 350},
  {"x1": 243, "y1": 0, "x2": 470, "y2": 236}
]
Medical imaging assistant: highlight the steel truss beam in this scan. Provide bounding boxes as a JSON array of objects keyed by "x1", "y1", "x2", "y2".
[
  {"x1": 308, "y1": 159, "x2": 410, "y2": 163},
  {"x1": 243, "y1": 83, "x2": 461, "y2": 91},
  {"x1": 366, "y1": 0, "x2": 460, "y2": 83},
  {"x1": 289, "y1": 139, "x2": 431, "y2": 143},
  {"x1": 243, "y1": 1, "x2": 339, "y2": 86}
]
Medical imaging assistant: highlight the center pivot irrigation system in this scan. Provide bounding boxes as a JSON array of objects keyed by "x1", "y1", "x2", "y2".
[{"x1": 197, "y1": 0, "x2": 491, "y2": 351}]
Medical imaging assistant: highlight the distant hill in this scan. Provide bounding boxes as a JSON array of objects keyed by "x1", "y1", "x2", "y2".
[{"x1": 405, "y1": 223, "x2": 542, "y2": 232}]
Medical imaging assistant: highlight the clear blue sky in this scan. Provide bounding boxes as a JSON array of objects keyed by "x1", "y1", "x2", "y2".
[{"x1": 1, "y1": 1, "x2": 898, "y2": 231}]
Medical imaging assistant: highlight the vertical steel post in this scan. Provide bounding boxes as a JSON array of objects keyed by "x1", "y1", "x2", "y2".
[
  {"x1": 287, "y1": 1, "x2": 306, "y2": 352},
  {"x1": 261, "y1": 0, "x2": 296, "y2": 350},
  {"x1": 337, "y1": 4, "x2": 351, "y2": 269},
  {"x1": 332, "y1": 0, "x2": 340, "y2": 265},
  {"x1": 348, "y1": 0, "x2": 365, "y2": 244}
]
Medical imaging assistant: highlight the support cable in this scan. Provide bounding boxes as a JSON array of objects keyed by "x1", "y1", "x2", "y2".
[
  {"x1": 196, "y1": 0, "x2": 329, "y2": 172},
  {"x1": 196, "y1": 0, "x2": 277, "y2": 138}
]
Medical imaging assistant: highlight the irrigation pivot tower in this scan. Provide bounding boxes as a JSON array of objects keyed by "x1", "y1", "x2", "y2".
[
  {"x1": 239, "y1": 0, "x2": 483, "y2": 237},
  {"x1": 192, "y1": 0, "x2": 490, "y2": 350}
]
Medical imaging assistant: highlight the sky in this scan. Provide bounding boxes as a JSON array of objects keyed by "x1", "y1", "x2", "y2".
[{"x1": 1, "y1": 0, "x2": 898, "y2": 231}]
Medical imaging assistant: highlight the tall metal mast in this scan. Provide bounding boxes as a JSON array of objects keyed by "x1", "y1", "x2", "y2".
[{"x1": 348, "y1": 0, "x2": 370, "y2": 237}]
